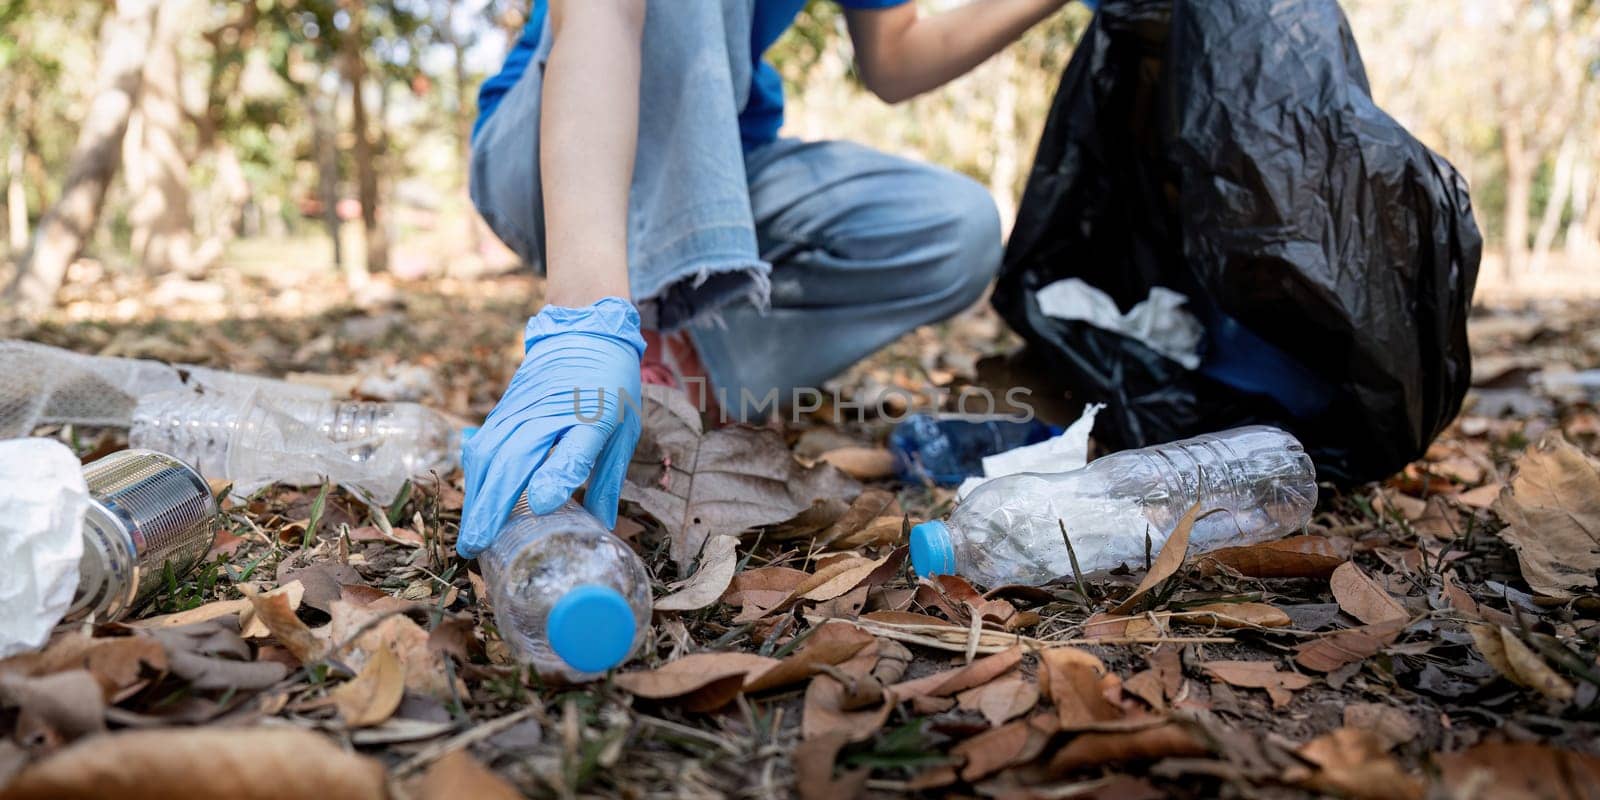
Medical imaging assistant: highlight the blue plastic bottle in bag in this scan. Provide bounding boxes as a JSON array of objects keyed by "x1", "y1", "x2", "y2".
[{"x1": 889, "y1": 414, "x2": 1059, "y2": 486}]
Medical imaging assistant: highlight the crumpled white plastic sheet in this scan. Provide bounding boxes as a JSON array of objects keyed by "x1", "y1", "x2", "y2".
[
  {"x1": 957, "y1": 403, "x2": 1104, "y2": 499},
  {"x1": 1034, "y1": 278, "x2": 1205, "y2": 369},
  {"x1": 0, "y1": 438, "x2": 87, "y2": 657}
]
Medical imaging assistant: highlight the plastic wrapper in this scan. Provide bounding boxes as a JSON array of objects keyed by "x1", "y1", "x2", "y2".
[
  {"x1": 995, "y1": 0, "x2": 1481, "y2": 485},
  {"x1": 0, "y1": 438, "x2": 87, "y2": 657}
]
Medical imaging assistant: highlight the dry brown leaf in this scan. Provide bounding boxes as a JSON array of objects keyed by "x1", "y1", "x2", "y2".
[
  {"x1": 656, "y1": 534, "x2": 739, "y2": 611},
  {"x1": 414, "y1": 750, "x2": 521, "y2": 800},
  {"x1": 1456, "y1": 483, "x2": 1501, "y2": 509},
  {"x1": 1037, "y1": 647, "x2": 1125, "y2": 728},
  {"x1": 888, "y1": 646, "x2": 1024, "y2": 701},
  {"x1": 818, "y1": 488, "x2": 899, "y2": 549},
  {"x1": 1329, "y1": 562, "x2": 1409, "y2": 626},
  {"x1": 1297, "y1": 727, "x2": 1423, "y2": 800},
  {"x1": 802, "y1": 554, "x2": 891, "y2": 602},
  {"x1": 1201, "y1": 660, "x2": 1313, "y2": 708},
  {"x1": 1468, "y1": 624, "x2": 1575, "y2": 702},
  {"x1": 955, "y1": 672, "x2": 1039, "y2": 727},
  {"x1": 1342, "y1": 703, "x2": 1418, "y2": 750},
  {"x1": 743, "y1": 623, "x2": 875, "y2": 694},
  {"x1": 792, "y1": 732, "x2": 868, "y2": 800},
  {"x1": 951, "y1": 711, "x2": 1058, "y2": 781},
  {"x1": 0, "y1": 670, "x2": 105, "y2": 745},
  {"x1": 1045, "y1": 723, "x2": 1207, "y2": 776},
  {"x1": 614, "y1": 652, "x2": 778, "y2": 711},
  {"x1": 1170, "y1": 602, "x2": 1291, "y2": 629},
  {"x1": 818, "y1": 446, "x2": 896, "y2": 480},
  {"x1": 1197, "y1": 535, "x2": 1350, "y2": 579},
  {"x1": 348, "y1": 525, "x2": 424, "y2": 547},
  {"x1": 724, "y1": 566, "x2": 810, "y2": 621},
  {"x1": 1491, "y1": 433, "x2": 1600, "y2": 598},
  {"x1": 242, "y1": 584, "x2": 325, "y2": 663},
  {"x1": 1, "y1": 727, "x2": 387, "y2": 800},
  {"x1": 622, "y1": 386, "x2": 861, "y2": 570},
  {"x1": 1435, "y1": 741, "x2": 1600, "y2": 800},
  {"x1": 1110, "y1": 503, "x2": 1203, "y2": 614},
  {"x1": 238, "y1": 581, "x2": 306, "y2": 639},
  {"x1": 147, "y1": 620, "x2": 289, "y2": 693},
  {"x1": 803, "y1": 637, "x2": 891, "y2": 742},
  {"x1": 0, "y1": 633, "x2": 167, "y2": 698},
  {"x1": 327, "y1": 600, "x2": 457, "y2": 700},
  {"x1": 129, "y1": 598, "x2": 252, "y2": 630},
  {"x1": 1293, "y1": 619, "x2": 1405, "y2": 672},
  {"x1": 818, "y1": 488, "x2": 905, "y2": 552},
  {"x1": 1441, "y1": 570, "x2": 1480, "y2": 617},
  {"x1": 330, "y1": 645, "x2": 404, "y2": 727}
]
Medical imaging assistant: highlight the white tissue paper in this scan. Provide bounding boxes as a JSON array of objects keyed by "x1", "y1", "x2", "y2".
[
  {"x1": 0, "y1": 438, "x2": 87, "y2": 657},
  {"x1": 1034, "y1": 278, "x2": 1205, "y2": 369},
  {"x1": 957, "y1": 404, "x2": 1104, "y2": 499}
]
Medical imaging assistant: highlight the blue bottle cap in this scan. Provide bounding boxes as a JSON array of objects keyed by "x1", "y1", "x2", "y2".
[
  {"x1": 910, "y1": 520, "x2": 957, "y2": 578},
  {"x1": 547, "y1": 584, "x2": 637, "y2": 674}
]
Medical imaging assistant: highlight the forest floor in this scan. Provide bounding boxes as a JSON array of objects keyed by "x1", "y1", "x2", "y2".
[{"x1": 3, "y1": 260, "x2": 1600, "y2": 800}]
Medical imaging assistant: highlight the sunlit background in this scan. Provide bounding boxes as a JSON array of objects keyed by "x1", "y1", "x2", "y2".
[{"x1": 1, "y1": 0, "x2": 1596, "y2": 324}]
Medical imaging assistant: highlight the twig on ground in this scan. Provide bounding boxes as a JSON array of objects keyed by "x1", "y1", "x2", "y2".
[{"x1": 394, "y1": 705, "x2": 541, "y2": 777}]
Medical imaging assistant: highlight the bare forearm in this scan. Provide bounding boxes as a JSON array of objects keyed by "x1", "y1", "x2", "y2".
[
  {"x1": 848, "y1": 0, "x2": 1066, "y2": 103},
  {"x1": 540, "y1": 0, "x2": 645, "y2": 307}
]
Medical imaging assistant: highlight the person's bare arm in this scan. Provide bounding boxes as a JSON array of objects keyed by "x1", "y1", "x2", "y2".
[
  {"x1": 540, "y1": 0, "x2": 645, "y2": 307},
  {"x1": 845, "y1": 0, "x2": 1068, "y2": 104}
]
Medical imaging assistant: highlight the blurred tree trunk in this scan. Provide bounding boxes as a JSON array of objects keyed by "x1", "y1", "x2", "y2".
[
  {"x1": 307, "y1": 85, "x2": 348, "y2": 277},
  {"x1": 1568, "y1": 161, "x2": 1592, "y2": 253},
  {"x1": 342, "y1": 0, "x2": 388, "y2": 276},
  {"x1": 127, "y1": 0, "x2": 218, "y2": 278},
  {"x1": 4, "y1": 0, "x2": 159, "y2": 313},
  {"x1": 1581, "y1": 173, "x2": 1600, "y2": 259},
  {"x1": 7, "y1": 137, "x2": 27, "y2": 256},
  {"x1": 447, "y1": 0, "x2": 480, "y2": 252},
  {"x1": 1501, "y1": 124, "x2": 1533, "y2": 278},
  {"x1": 194, "y1": 3, "x2": 258, "y2": 252},
  {"x1": 1531, "y1": 134, "x2": 1577, "y2": 270}
]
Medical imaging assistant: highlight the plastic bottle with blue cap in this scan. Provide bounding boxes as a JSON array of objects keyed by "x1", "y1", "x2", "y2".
[
  {"x1": 460, "y1": 427, "x2": 650, "y2": 680},
  {"x1": 477, "y1": 497, "x2": 653, "y2": 679},
  {"x1": 911, "y1": 426, "x2": 1318, "y2": 587}
]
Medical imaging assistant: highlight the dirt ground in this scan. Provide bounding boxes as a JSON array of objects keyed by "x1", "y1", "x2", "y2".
[{"x1": 3, "y1": 262, "x2": 1600, "y2": 800}]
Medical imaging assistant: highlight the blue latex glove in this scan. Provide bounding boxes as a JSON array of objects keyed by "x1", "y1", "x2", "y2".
[{"x1": 457, "y1": 297, "x2": 647, "y2": 558}]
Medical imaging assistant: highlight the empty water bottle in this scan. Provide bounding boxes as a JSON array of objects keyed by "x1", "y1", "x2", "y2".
[
  {"x1": 130, "y1": 389, "x2": 459, "y2": 502},
  {"x1": 890, "y1": 414, "x2": 1059, "y2": 486},
  {"x1": 910, "y1": 426, "x2": 1317, "y2": 587},
  {"x1": 478, "y1": 499, "x2": 652, "y2": 681},
  {"x1": 0, "y1": 339, "x2": 331, "y2": 439}
]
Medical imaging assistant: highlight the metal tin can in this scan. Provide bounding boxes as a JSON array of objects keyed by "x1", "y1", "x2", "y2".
[{"x1": 65, "y1": 450, "x2": 220, "y2": 622}]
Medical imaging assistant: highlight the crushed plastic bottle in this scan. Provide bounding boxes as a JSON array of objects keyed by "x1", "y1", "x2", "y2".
[
  {"x1": 477, "y1": 499, "x2": 652, "y2": 681},
  {"x1": 129, "y1": 389, "x2": 459, "y2": 502},
  {"x1": 890, "y1": 414, "x2": 1059, "y2": 486},
  {"x1": 910, "y1": 426, "x2": 1317, "y2": 587},
  {"x1": 0, "y1": 339, "x2": 331, "y2": 439}
]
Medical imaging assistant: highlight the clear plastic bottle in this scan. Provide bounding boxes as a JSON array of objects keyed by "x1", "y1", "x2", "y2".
[
  {"x1": 129, "y1": 389, "x2": 459, "y2": 502},
  {"x1": 910, "y1": 426, "x2": 1317, "y2": 587},
  {"x1": 0, "y1": 339, "x2": 331, "y2": 439},
  {"x1": 478, "y1": 499, "x2": 653, "y2": 681}
]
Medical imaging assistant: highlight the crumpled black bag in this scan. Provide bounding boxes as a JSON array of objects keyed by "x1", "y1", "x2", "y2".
[{"x1": 995, "y1": 0, "x2": 1481, "y2": 485}]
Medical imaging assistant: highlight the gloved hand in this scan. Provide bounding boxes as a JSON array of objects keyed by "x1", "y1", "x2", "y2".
[{"x1": 457, "y1": 297, "x2": 646, "y2": 559}]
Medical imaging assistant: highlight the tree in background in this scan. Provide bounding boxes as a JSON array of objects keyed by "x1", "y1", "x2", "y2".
[{"x1": 5, "y1": 0, "x2": 158, "y2": 314}]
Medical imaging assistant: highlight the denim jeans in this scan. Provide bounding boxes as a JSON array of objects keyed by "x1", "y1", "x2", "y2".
[
  {"x1": 692, "y1": 137, "x2": 1001, "y2": 412},
  {"x1": 469, "y1": 1, "x2": 1002, "y2": 413}
]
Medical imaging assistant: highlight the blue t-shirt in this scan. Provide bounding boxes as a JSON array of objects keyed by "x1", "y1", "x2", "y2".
[{"x1": 474, "y1": 0, "x2": 909, "y2": 149}]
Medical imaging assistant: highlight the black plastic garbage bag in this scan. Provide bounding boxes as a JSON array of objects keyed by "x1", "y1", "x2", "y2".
[{"x1": 996, "y1": 0, "x2": 1481, "y2": 485}]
